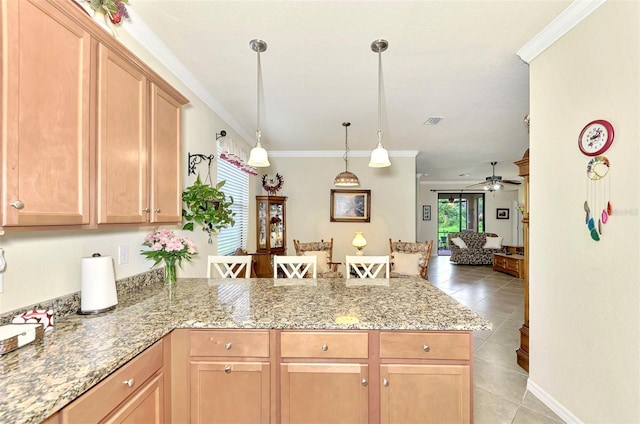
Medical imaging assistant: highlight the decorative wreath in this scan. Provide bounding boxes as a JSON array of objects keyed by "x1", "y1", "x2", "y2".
[{"x1": 262, "y1": 173, "x2": 285, "y2": 195}]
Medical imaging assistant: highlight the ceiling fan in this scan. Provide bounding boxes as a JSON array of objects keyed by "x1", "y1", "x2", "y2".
[{"x1": 466, "y1": 161, "x2": 521, "y2": 192}]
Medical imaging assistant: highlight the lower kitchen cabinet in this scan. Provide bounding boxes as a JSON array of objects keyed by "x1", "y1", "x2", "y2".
[
  {"x1": 191, "y1": 361, "x2": 270, "y2": 424},
  {"x1": 281, "y1": 363, "x2": 369, "y2": 424},
  {"x1": 60, "y1": 340, "x2": 164, "y2": 424},
  {"x1": 168, "y1": 328, "x2": 472, "y2": 423},
  {"x1": 379, "y1": 364, "x2": 470, "y2": 424},
  {"x1": 187, "y1": 329, "x2": 271, "y2": 424},
  {"x1": 103, "y1": 373, "x2": 164, "y2": 424}
]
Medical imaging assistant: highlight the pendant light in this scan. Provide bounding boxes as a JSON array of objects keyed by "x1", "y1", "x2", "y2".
[
  {"x1": 368, "y1": 39, "x2": 391, "y2": 168},
  {"x1": 334, "y1": 122, "x2": 360, "y2": 186},
  {"x1": 247, "y1": 39, "x2": 270, "y2": 167}
]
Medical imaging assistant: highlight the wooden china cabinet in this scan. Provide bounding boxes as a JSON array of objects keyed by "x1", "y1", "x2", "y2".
[
  {"x1": 252, "y1": 196, "x2": 287, "y2": 277},
  {"x1": 514, "y1": 150, "x2": 530, "y2": 371},
  {"x1": 256, "y1": 196, "x2": 287, "y2": 254}
]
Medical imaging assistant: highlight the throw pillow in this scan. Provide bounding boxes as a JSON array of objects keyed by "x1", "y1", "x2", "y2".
[
  {"x1": 483, "y1": 236, "x2": 503, "y2": 249},
  {"x1": 391, "y1": 252, "x2": 422, "y2": 276},
  {"x1": 451, "y1": 237, "x2": 468, "y2": 249},
  {"x1": 303, "y1": 251, "x2": 329, "y2": 273}
]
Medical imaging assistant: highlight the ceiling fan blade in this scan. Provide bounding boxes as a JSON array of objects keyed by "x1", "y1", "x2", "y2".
[
  {"x1": 465, "y1": 182, "x2": 485, "y2": 188},
  {"x1": 502, "y1": 180, "x2": 522, "y2": 185}
]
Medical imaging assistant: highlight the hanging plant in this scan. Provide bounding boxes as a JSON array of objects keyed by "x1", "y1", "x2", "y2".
[{"x1": 182, "y1": 176, "x2": 235, "y2": 237}]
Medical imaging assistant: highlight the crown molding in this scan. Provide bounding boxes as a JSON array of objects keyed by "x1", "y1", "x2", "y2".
[
  {"x1": 121, "y1": 8, "x2": 254, "y2": 144},
  {"x1": 268, "y1": 150, "x2": 419, "y2": 158},
  {"x1": 517, "y1": 0, "x2": 607, "y2": 64}
]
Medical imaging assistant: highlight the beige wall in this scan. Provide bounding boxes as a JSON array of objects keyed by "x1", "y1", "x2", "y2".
[
  {"x1": 528, "y1": 1, "x2": 639, "y2": 422},
  {"x1": 260, "y1": 154, "x2": 416, "y2": 273},
  {"x1": 0, "y1": 25, "x2": 255, "y2": 313}
]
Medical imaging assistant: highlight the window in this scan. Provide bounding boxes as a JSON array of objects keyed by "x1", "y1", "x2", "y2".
[{"x1": 216, "y1": 143, "x2": 249, "y2": 255}]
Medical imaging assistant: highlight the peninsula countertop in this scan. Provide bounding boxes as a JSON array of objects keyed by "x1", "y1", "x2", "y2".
[{"x1": 0, "y1": 277, "x2": 492, "y2": 424}]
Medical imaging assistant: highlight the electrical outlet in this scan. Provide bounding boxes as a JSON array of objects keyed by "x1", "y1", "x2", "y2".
[{"x1": 118, "y1": 245, "x2": 129, "y2": 265}]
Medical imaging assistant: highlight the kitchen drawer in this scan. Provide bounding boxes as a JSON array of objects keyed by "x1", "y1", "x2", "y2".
[
  {"x1": 281, "y1": 331, "x2": 368, "y2": 359},
  {"x1": 61, "y1": 340, "x2": 163, "y2": 423},
  {"x1": 190, "y1": 330, "x2": 270, "y2": 358},
  {"x1": 380, "y1": 332, "x2": 470, "y2": 360}
]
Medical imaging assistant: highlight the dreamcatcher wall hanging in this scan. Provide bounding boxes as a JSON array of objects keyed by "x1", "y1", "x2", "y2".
[{"x1": 578, "y1": 120, "x2": 614, "y2": 241}]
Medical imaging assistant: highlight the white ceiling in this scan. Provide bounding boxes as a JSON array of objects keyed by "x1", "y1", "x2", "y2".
[{"x1": 126, "y1": 0, "x2": 571, "y2": 184}]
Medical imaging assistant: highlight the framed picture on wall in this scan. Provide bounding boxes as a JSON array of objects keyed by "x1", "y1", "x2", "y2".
[
  {"x1": 496, "y1": 208, "x2": 510, "y2": 220},
  {"x1": 330, "y1": 189, "x2": 371, "y2": 222},
  {"x1": 422, "y1": 205, "x2": 431, "y2": 221}
]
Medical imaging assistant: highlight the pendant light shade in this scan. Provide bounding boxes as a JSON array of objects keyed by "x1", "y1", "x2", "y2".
[
  {"x1": 247, "y1": 39, "x2": 270, "y2": 168},
  {"x1": 369, "y1": 39, "x2": 391, "y2": 168},
  {"x1": 334, "y1": 122, "x2": 360, "y2": 187}
]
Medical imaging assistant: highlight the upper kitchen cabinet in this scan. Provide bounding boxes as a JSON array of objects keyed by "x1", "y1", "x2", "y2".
[
  {"x1": 148, "y1": 84, "x2": 184, "y2": 224},
  {"x1": 96, "y1": 45, "x2": 148, "y2": 224},
  {"x1": 1, "y1": 0, "x2": 91, "y2": 227},
  {"x1": 1, "y1": 0, "x2": 189, "y2": 230}
]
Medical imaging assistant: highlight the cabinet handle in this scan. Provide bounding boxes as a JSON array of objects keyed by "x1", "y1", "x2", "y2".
[
  {"x1": 321, "y1": 344, "x2": 328, "y2": 352},
  {"x1": 423, "y1": 345, "x2": 430, "y2": 352},
  {"x1": 382, "y1": 378, "x2": 389, "y2": 387},
  {"x1": 224, "y1": 365, "x2": 232, "y2": 373},
  {"x1": 122, "y1": 378, "x2": 135, "y2": 388},
  {"x1": 10, "y1": 200, "x2": 24, "y2": 210},
  {"x1": 154, "y1": 208, "x2": 161, "y2": 213},
  {"x1": 361, "y1": 378, "x2": 368, "y2": 387},
  {"x1": 225, "y1": 342, "x2": 232, "y2": 350},
  {"x1": 142, "y1": 208, "x2": 150, "y2": 213}
]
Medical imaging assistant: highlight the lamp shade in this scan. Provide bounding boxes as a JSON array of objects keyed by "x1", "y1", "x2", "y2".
[
  {"x1": 247, "y1": 143, "x2": 270, "y2": 167},
  {"x1": 352, "y1": 232, "x2": 367, "y2": 248},
  {"x1": 334, "y1": 171, "x2": 360, "y2": 186},
  {"x1": 368, "y1": 143, "x2": 391, "y2": 168}
]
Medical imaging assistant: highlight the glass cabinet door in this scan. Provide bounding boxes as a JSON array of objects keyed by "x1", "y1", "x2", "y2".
[
  {"x1": 258, "y1": 200, "x2": 268, "y2": 250},
  {"x1": 256, "y1": 196, "x2": 287, "y2": 254}
]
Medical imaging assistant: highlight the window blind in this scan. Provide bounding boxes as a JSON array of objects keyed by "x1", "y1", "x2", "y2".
[{"x1": 216, "y1": 143, "x2": 249, "y2": 255}]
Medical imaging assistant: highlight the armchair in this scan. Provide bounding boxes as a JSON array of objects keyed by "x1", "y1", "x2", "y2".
[
  {"x1": 389, "y1": 239, "x2": 434, "y2": 279},
  {"x1": 293, "y1": 238, "x2": 343, "y2": 278}
]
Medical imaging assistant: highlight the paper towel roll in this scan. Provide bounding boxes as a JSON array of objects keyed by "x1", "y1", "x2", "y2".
[{"x1": 80, "y1": 254, "x2": 118, "y2": 314}]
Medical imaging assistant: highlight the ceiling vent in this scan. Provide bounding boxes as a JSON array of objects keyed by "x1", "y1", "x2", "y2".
[{"x1": 423, "y1": 116, "x2": 444, "y2": 125}]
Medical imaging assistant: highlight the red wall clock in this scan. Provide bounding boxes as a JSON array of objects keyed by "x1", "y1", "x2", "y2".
[{"x1": 578, "y1": 120, "x2": 614, "y2": 156}]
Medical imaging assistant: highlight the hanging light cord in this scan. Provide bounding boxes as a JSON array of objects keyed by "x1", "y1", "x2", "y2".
[
  {"x1": 377, "y1": 47, "x2": 383, "y2": 144},
  {"x1": 343, "y1": 124, "x2": 350, "y2": 172},
  {"x1": 256, "y1": 48, "x2": 262, "y2": 144}
]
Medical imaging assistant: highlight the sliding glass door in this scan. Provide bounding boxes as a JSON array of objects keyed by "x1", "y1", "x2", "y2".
[{"x1": 437, "y1": 193, "x2": 485, "y2": 253}]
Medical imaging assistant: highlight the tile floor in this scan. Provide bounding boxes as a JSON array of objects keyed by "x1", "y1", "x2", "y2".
[{"x1": 428, "y1": 255, "x2": 565, "y2": 424}]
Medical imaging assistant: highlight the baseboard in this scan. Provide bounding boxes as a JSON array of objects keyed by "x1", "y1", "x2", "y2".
[{"x1": 527, "y1": 378, "x2": 584, "y2": 424}]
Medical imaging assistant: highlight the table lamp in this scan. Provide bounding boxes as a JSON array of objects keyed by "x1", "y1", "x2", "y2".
[{"x1": 352, "y1": 232, "x2": 367, "y2": 255}]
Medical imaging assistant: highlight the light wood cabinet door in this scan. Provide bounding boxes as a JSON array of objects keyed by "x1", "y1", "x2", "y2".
[
  {"x1": 103, "y1": 373, "x2": 164, "y2": 424},
  {"x1": 149, "y1": 83, "x2": 182, "y2": 224},
  {"x1": 190, "y1": 361, "x2": 270, "y2": 424},
  {"x1": 96, "y1": 44, "x2": 148, "y2": 224},
  {"x1": 280, "y1": 363, "x2": 368, "y2": 424},
  {"x1": 1, "y1": 0, "x2": 91, "y2": 227},
  {"x1": 380, "y1": 364, "x2": 470, "y2": 424},
  {"x1": 62, "y1": 341, "x2": 163, "y2": 424}
]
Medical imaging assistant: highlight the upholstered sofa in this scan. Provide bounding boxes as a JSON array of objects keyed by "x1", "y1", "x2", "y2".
[{"x1": 447, "y1": 232, "x2": 505, "y2": 265}]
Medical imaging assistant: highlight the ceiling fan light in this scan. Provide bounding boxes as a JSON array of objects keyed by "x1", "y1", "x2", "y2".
[
  {"x1": 369, "y1": 143, "x2": 391, "y2": 167},
  {"x1": 493, "y1": 182, "x2": 503, "y2": 190},
  {"x1": 334, "y1": 171, "x2": 360, "y2": 186},
  {"x1": 247, "y1": 142, "x2": 270, "y2": 167}
]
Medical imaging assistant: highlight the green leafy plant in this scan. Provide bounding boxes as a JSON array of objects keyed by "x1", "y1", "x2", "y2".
[{"x1": 182, "y1": 176, "x2": 235, "y2": 235}]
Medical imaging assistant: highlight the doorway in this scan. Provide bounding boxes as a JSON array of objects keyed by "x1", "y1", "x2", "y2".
[{"x1": 437, "y1": 192, "x2": 485, "y2": 255}]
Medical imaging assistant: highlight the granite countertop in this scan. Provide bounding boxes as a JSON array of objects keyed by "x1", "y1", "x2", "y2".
[{"x1": 0, "y1": 277, "x2": 491, "y2": 424}]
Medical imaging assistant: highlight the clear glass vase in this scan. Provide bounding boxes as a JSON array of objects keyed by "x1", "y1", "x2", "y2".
[{"x1": 164, "y1": 259, "x2": 177, "y2": 285}]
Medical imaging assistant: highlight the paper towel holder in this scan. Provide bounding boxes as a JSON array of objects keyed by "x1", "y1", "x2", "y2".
[{"x1": 78, "y1": 253, "x2": 118, "y2": 315}]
